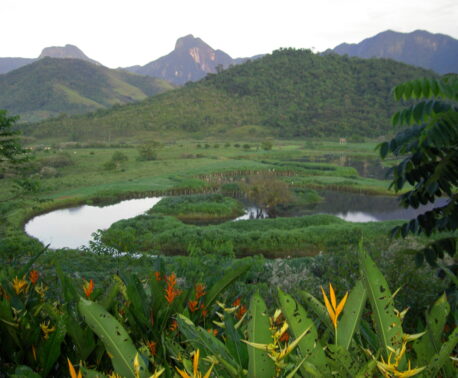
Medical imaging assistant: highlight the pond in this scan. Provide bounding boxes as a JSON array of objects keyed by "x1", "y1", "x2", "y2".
[
  {"x1": 25, "y1": 192, "x2": 447, "y2": 249},
  {"x1": 25, "y1": 197, "x2": 162, "y2": 249}
]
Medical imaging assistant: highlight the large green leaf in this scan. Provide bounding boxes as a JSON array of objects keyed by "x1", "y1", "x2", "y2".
[
  {"x1": 358, "y1": 249, "x2": 403, "y2": 355},
  {"x1": 176, "y1": 314, "x2": 240, "y2": 377},
  {"x1": 225, "y1": 314, "x2": 248, "y2": 369},
  {"x1": 204, "y1": 263, "x2": 250, "y2": 308},
  {"x1": 78, "y1": 298, "x2": 149, "y2": 378},
  {"x1": 278, "y1": 288, "x2": 329, "y2": 374},
  {"x1": 337, "y1": 280, "x2": 367, "y2": 350},
  {"x1": 423, "y1": 327, "x2": 458, "y2": 377},
  {"x1": 38, "y1": 318, "x2": 67, "y2": 377},
  {"x1": 247, "y1": 292, "x2": 275, "y2": 378},
  {"x1": 299, "y1": 290, "x2": 333, "y2": 331}
]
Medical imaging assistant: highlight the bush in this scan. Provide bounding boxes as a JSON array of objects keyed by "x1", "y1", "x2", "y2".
[
  {"x1": 39, "y1": 152, "x2": 74, "y2": 168},
  {"x1": 137, "y1": 145, "x2": 158, "y2": 161}
]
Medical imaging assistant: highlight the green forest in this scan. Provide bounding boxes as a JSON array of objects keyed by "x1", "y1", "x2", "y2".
[{"x1": 22, "y1": 49, "x2": 436, "y2": 141}]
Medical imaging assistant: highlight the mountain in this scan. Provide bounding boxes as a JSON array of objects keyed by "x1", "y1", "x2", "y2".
[
  {"x1": 331, "y1": 30, "x2": 458, "y2": 74},
  {"x1": 0, "y1": 57, "x2": 174, "y2": 123},
  {"x1": 0, "y1": 58, "x2": 36, "y2": 74},
  {"x1": 125, "y1": 34, "x2": 259, "y2": 85},
  {"x1": 26, "y1": 48, "x2": 436, "y2": 140},
  {"x1": 0, "y1": 44, "x2": 100, "y2": 75},
  {"x1": 39, "y1": 44, "x2": 101, "y2": 65}
]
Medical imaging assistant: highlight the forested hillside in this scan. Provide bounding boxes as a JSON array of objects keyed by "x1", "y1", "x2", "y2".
[
  {"x1": 25, "y1": 49, "x2": 436, "y2": 140},
  {"x1": 0, "y1": 58, "x2": 174, "y2": 122}
]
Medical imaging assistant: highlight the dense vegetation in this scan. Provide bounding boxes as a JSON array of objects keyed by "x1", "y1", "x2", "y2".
[
  {"x1": 23, "y1": 49, "x2": 436, "y2": 141},
  {"x1": 150, "y1": 194, "x2": 244, "y2": 222},
  {"x1": 0, "y1": 57, "x2": 174, "y2": 123}
]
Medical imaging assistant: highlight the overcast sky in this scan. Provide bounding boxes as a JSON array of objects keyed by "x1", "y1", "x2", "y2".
[{"x1": 2, "y1": 0, "x2": 457, "y2": 68}]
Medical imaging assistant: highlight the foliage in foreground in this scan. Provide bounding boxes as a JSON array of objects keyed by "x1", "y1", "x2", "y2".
[
  {"x1": 379, "y1": 76, "x2": 458, "y2": 266},
  {"x1": 0, "y1": 246, "x2": 456, "y2": 377}
]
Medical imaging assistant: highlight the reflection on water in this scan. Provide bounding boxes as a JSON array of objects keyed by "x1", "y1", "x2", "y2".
[
  {"x1": 296, "y1": 155, "x2": 392, "y2": 179},
  {"x1": 274, "y1": 190, "x2": 448, "y2": 222},
  {"x1": 25, "y1": 197, "x2": 162, "y2": 249},
  {"x1": 25, "y1": 191, "x2": 448, "y2": 250}
]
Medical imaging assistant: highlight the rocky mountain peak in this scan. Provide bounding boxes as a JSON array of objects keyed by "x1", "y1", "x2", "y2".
[{"x1": 39, "y1": 44, "x2": 101, "y2": 65}]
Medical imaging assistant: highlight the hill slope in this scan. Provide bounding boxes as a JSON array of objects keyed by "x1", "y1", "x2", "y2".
[
  {"x1": 125, "y1": 34, "x2": 256, "y2": 85},
  {"x1": 331, "y1": 30, "x2": 458, "y2": 74},
  {"x1": 0, "y1": 57, "x2": 174, "y2": 122},
  {"x1": 26, "y1": 49, "x2": 436, "y2": 140}
]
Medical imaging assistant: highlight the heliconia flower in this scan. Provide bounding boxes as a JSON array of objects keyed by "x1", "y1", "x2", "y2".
[
  {"x1": 207, "y1": 328, "x2": 218, "y2": 336},
  {"x1": 154, "y1": 271, "x2": 162, "y2": 281},
  {"x1": 29, "y1": 270, "x2": 39, "y2": 285},
  {"x1": 147, "y1": 340, "x2": 157, "y2": 356},
  {"x1": 200, "y1": 303, "x2": 208, "y2": 318},
  {"x1": 83, "y1": 279, "x2": 94, "y2": 298},
  {"x1": 195, "y1": 283, "x2": 206, "y2": 300},
  {"x1": 12, "y1": 276, "x2": 28, "y2": 295},
  {"x1": 176, "y1": 349, "x2": 215, "y2": 378},
  {"x1": 279, "y1": 330, "x2": 290, "y2": 343},
  {"x1": 67, "y1": 358, "x2": 82, "y2": 378},
  {"x1": 169, "y1": 319, "x2": 178, "y2": 331},
  {"x1": 236, "y1": 304, "x2": 247, "y2": 320},
  {"x1": 40, "y1": 320, "x2": 56, "y2": 339},
  {"x1": 321, "y1": 283, "x2": 348, "y2": 329},
  {"x1": 376, "y1": 343, "x2": 426, "y2": 378},
  {"x1": 164, "y1": 273, "x2": 181, "y2": 304},
  {"x1": 188, "y1": 300, "x2": 199, "y2": 312}
]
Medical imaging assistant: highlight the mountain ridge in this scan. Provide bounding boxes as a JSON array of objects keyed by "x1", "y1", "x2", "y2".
[
  {"x1": 331, "y1": 29, "x2": 458, "y2": 74},
  {"x1": 0, "y1": 57, "x2": 174, "y2": 123},
  {"x1": 125, "y1": 34, "x2": 261, "y2": 85},
  {"x1": 25, "y1": 49, "x2": 437, "y2": 140}
]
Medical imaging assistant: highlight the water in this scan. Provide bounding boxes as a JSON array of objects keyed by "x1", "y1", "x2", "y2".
[
  {"x1": 272, "y1": 190, "x2": 447, "y2": 222},
  {"x1": 25, "y1": 192, "x2": 447, "y2": 249},
  {"x1": 25, "y1": 197, "x2": 162, "y2": 249}
]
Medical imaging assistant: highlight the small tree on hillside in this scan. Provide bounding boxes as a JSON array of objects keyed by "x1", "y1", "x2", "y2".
[
  {"x1": 378, "y1": 76, "x2": 458, "y2": 266},
  {"x1": 0, "y1": 110, "x2": 27, "y2": 170}
]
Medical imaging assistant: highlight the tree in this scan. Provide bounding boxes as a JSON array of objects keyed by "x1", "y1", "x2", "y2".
[
  {"x1": 378, "y1": 76, "x2": 458, "y2": 266},
  {"x1": 0, "y1": 110, "x2": 27, "y2": 168},
  {"x1": 242, "y1": 175, "x2": 293, "y2": 218}
]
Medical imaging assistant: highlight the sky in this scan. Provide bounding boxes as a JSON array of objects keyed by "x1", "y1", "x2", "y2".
[{"x1": 2, "y1": 0, "x2": 458, "y2": 68}]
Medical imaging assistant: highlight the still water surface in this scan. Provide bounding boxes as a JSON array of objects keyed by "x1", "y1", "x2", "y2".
[
  {"x1": 25, "y1": 197, "x2": 162, "y2": 249},
  {"x1": 25, "y1": 192, "x2": 446, "y2": 249}
]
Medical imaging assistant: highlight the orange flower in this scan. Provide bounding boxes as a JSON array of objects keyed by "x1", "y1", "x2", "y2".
[
  {"x1": 84, "y1": 279, "x2": 94, "y2": 298},
  {"x1": 232, "y1": 298, "x2": 241, "y2": 307},
  {"x1": 188, "y1": 300, "x2": 199, "y2": 312},
  {"x1": 200, "y1": 304, "x2": 208, "y2": 318},
  {"x1": 154, "y1": 272, "x2": 162, "y2": 281},
  {"x1": 195, "y1": 283, "x2": 206, "y2": 300},
  {"x1": 169, "y1": 320, "x2": 178, "y2": 331},
  {"x1": 29, "y1": 270, "x2": 39, "y2": 285},
  {"x1": 279, "y1": 331, "x2": 290, "y2": 343},
  {"x1": 147, "y1": 340, "x2": 157, "y2": 356},
  {"x1": 164, "y1": 273, "x2": 181, "y2": 304},
  {"x1": 236, "y1": 304, "x2": 247, "y2": 320},
  {"x1": 67, "y1": 358, "x2": 82, "y2": 378},
  {"x1": 207, "y1": 328, "x2": 218, "y2": 336},
  {"x1": 321, "y1": 283, "x2": 348, "y2": 329}
]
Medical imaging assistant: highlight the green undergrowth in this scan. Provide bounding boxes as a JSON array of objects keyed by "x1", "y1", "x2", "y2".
[
  {"x1": 149, "y1": 194, "x2": 244, "y2": 222},
  {"x1": 100, "y1": 213, "x2": 403, "y2": 258}
]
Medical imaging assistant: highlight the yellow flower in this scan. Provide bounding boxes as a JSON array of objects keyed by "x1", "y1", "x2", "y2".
[
  {"x1": 12, "y1": 276, "x2": 28, "y2": 295},
  {"x1": 375, "y1": 335, "x2": 426, "y2": 378},
  {"x1": 34, "y1": 282, "x2": 48, "y2": 299},
  {"x1": 176, "y1": 349, "x2": 215, "y2": 378},
  {"x1": 67, "y1": 358, "x2": 82, "y2": 378},
  {"x1": 40, "y1": 320, "x2": 56, "y2": 339},
  {"x1": 321, "y1": 283, "x2": 348, "y2": 329}
]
